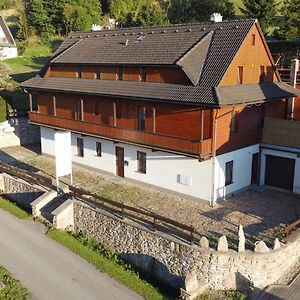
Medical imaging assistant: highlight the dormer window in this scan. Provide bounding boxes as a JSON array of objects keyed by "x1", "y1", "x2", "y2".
[{"x1": 117, "y1": 66, "x2": 123, "y2": 80}]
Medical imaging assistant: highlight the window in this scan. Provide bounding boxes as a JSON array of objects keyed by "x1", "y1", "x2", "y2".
[
  {"x1": 96, "y1": 66, "x2": 101, "y2": 79},
  {"x1": 140, "y1": 67, "x2": 146, "y2": 82},
  {"x1": 96, "y1": 142, "x2": 102, "y2": 157},
  {"x1": 77, "y1": 66, "x2": 82, "y2": 78},
  {"x1": 116, "y1": 103, "x2": 121, "y2": 119},
  {"x1": 77, "y1": 138, "x2": 84, "y2": 157},
  {"x1": 259, "y1": 66, "x2": 265, "y2": 82},
  {"x1": 230, "y1": 110, "x2": 239, "y2": 133},
  {"x1": 75, "y1": 99, "x2": 83, "y2": 120},
  {"x1": 237, "y1": 66, "x2": 243, "y2": 84},
  {"x1": 137, "y1": 151, "x2": 146, "y2": 174},
  {"x1": 94, "y1": 100, "x2": 100, "y2": 116},
  {"x1": 225, "y1": 161, "x2": 233, "y2": 186},
  {"x1": 138, "y1": 106, "x2": 146, "y2": 131},
  {"x1": 267, "y1": 66, "x2": 274, "y2": 82},
  {"x1": 117, "y1": 66, "x2": 123, "y2": 80},
  {"x1": 251, "y1": 34, "x2": 256, "y2": 46}
]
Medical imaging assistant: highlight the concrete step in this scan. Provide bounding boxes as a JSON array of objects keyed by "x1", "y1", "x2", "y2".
[{"x1": 40, "y1": 195, "x2": 69, "y2": 223}]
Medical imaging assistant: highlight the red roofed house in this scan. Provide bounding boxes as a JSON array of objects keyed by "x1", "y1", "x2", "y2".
[{"x1": 21, "y1": 17, "x2": 300, "y2": 204}]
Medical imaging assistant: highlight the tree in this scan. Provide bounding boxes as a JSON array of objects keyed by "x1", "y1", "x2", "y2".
[
  {"x1": 25, "y1": 0, "x2": 54, "y2": 34},
  {"x1": 23, "y1": 0, "x2": 102, "y2": 36},
  {"x1": 273, "y1": 0, "x2": 300, "y2": 40},
  {"x1": 167, "y1": 0, "x2": 235, "y2": 24},
  {"x1": 240, "y1": 0, "x2": 278, "y2": 34},
  {"x1": 110, "y1": 0, "x2": 167, "y2": 27}
]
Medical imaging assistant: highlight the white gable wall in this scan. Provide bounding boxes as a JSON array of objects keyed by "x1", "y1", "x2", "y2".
[{"x1": 0, "y1": 46, "x2": 17, "y2": 59}]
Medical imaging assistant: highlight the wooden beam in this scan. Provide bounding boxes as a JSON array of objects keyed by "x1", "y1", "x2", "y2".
[
  {"x1": 53, "y1": 95, "x2": 56, "y2": 116},
  {"x1": 113, "y1": 101, "x2": 117, "y2": 127},
  {"x1": 152, "y1": 105, "x2": 156, "y2": 133},
  {"x1": 28, "y1": 93, "x2": 33, "y2": 112}
]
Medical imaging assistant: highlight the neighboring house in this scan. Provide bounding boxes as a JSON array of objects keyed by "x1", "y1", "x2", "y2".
[
  {"x1": 21, "y1": 18, "x2": 300, "y2": 204},
  {"x1": 0, "y1": 16, "x2": 17, "y2": 59},
  {"x1": 261, "y1": 60, "x2": 300, "y2": 193}
]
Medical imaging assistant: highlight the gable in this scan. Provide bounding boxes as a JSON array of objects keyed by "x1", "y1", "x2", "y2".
[{"x1": 219, "y1": 22, "x2": 280, "y2": 87}]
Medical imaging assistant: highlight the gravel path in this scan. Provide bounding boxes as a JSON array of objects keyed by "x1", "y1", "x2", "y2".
[{"x1": 1, "y1": 145, "x2": 300, "y2": 248}]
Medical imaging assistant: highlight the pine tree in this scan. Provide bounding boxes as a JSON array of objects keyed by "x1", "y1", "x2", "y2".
[
  {"x1": 240, "y1": 0, "x2": 278, "y2": 34},
  {"x1": 274, "y1": 0, "x2": 300, "y2": 40}
]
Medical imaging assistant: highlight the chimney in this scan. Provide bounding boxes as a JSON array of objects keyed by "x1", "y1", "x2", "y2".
[
  {"x1": 91, "y1": 24, "x2": 102, "y2": 32},
  {"x1": 210, "y1": 13, "x2": 223, "y2": 23}
]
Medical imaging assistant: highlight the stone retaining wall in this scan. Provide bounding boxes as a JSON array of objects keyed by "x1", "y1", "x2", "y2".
[
  {"x1": 0, "y1": 174, "x2": 44, "y2": 207},
  {"x1": 74, "y1": 201, "x2": 300, "y2": 291}
]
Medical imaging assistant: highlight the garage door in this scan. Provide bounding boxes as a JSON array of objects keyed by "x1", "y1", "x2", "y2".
[{"x1": 265, "y1": 155, "x2": 295, "y2": 191}]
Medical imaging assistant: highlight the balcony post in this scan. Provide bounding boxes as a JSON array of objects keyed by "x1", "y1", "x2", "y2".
[
  {"x1": 53, "y1": 95, "x2": 56, "y2": 116},
  {"x1": 28, "y1": 93, "x2": 33, "y2": 112},
  {"x1": 113, "y1": 101, "x2": 117, "y2": 127},
  {"x1": 152, "y1": 105, "x2": 156, "y2": 133}
]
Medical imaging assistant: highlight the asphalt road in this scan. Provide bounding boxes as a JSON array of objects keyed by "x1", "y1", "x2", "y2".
[{"x1": 0, "y1": 208, "x2": 142, "y2": 300}]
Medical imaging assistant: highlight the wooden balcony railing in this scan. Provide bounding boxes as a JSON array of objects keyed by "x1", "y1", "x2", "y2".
[
  {"x1": 29, "y1": 112, "x2": 212, "y2": 159},
  {"x1": 262, "y1": 117, "x2": 300, "y2": 149}
]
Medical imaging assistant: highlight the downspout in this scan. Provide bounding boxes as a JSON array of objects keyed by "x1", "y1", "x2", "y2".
[
  {"x1": 210, "y1": 109, "x2": 218, "y2": 207},
  {"x1": 210, "y1": 107, "x2": 235, "y2": 207}
]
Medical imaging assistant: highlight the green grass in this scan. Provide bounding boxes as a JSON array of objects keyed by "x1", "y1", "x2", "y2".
[
  {"x1": 0, "y1": 265, "x2": 31, "y2": 300},
  {"x1": 5, "y1": 44, "x2": 52, "y2": 83},
  {"x1": 48, "y1": 229, "x2": 166, "y2": 300},
  {"x1": 0, "y1": 197, "x2": 31, "y2": 219}
]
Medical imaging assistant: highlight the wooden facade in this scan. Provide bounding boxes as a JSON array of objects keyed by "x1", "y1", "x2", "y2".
[
  {"x1": 48, "y1": 65, "x2": 190, "y2": 85},
  {"x1": 29, "y1": 22, "x2": 290, "y2": 159},
  {"x1": 219, "y1": 24, "x2": 280, "y2": 86}
]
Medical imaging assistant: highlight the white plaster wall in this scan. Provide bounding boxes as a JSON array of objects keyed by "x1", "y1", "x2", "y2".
[
  {"x1": 214, "y1": 144, "x2": 260, "y2": 200},
  {"x1": 41, "y1": 127, "x2": 212, "y2": 201},
  {"x1": 260, "y1": 147, "x2": 300, "y2": 194},
  {"x1": 41, "y1": 127, "x2": 55, "y2": 156},
  {"x1": 0, "y1": 46, "x2": 17, "y2": 59}
]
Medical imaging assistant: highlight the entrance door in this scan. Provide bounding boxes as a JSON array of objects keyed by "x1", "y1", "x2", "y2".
[
  {"x1": 115, "y1": 146, "x2": 124, "y2": 177},
  {"x1": 251, "y1": 153, "x2": 259, "y2": 185},
  {"x1": 265, "y1": 155, "x2": 295, "y2": 191}
]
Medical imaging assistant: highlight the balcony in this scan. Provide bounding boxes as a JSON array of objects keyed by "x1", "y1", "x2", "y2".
[
  {"x1": 29, "y1": 112, "x2": 212, "y2": 159},
  {"x1": 262, "y1": 117, "x2": 300, "y2": 149}
]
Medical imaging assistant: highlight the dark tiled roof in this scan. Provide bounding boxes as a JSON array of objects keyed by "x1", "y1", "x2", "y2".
[
  {"x1": 0, "y1": 16, "x2": 16, "y2": 46},
  {"x1": 176, "y1": 31, "x2": 213, "y2": 85},
  {"x1": 21, "y1": 76, "x2": 300, "y2": 107},
  {"x1": 21, "y1": 76, "x2": 218, "y2": 106},
  {"x1": 51, "y1": 19, "x2": 256, "y2": 86},
  {"x1": 216, "y1": 82, "x2": 300, "y2": 106}
]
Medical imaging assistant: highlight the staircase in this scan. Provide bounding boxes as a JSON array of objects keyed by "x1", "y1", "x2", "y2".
[
  {"x1": 40, "y1": 194, "x2": 69, "y2": 223},
  {"x1": 31, "y1": 189, "x2": 74, "y2": 229}
]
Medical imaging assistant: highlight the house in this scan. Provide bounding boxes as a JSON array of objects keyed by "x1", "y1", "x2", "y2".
[
  {"x1": 0, "y1": 16, "x2": 17, "y2": 59},
  {"x1": 21, "y1": 18, "x2": 300, "y2": 205}
]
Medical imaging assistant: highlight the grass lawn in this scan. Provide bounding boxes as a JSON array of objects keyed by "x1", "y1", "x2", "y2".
[
  {"x1": 0, "y1": 197, "x2": 31, "y2": 219},
  {"x1": 0, "y1": 265, "x2": 31, "y2": 300},
  {"x1": 48, "y1": 229, "x2": 166, "y2": 300},
  {"x1": 5, "y1": 43, "x2": 52, "y2": 83}
]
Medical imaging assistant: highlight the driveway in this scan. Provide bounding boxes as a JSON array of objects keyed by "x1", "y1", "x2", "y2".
[{"x1": 0, "y1": 208, "x2": 142, "y2": 300}]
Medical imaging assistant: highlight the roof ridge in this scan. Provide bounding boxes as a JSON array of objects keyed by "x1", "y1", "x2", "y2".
[{"x1": 68, "y1": 19, "x2": 257, "y2": 36}]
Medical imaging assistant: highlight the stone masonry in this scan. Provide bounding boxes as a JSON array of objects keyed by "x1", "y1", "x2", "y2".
[{"x1": 74, "y1": 201, "x2": 300, "y2": 291}]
